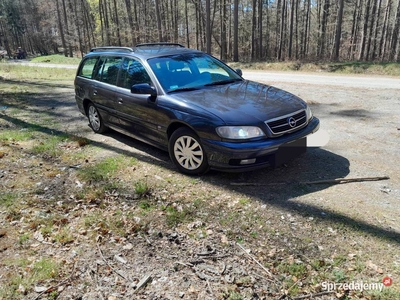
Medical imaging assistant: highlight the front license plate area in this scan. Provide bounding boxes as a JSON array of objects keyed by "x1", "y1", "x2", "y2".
[{"x1": 271, "y1": 137, "x2": 307, "y2": 167}]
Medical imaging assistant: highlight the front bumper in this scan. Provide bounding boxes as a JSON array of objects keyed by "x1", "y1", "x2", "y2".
[{"x1": 202, "y1": 117, "x2": 320, "y2": 172}]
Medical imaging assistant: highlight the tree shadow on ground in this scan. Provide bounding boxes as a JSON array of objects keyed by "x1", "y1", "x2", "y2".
[{"x1": 0, "y1": 77, "x2": 73, "y2": 90}]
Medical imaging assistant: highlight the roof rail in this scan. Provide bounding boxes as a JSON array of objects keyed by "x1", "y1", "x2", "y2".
[
  {"x1": 90, "y1": 47, "x2": 134, "y2": 53},
  {"x1": 135, "y1": 43, "x2": 185, "y2": 48}
]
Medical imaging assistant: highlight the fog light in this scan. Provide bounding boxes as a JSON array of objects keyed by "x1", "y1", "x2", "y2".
[{"x1": 240, "y1": 158, "x2": 256, "y2": 165}]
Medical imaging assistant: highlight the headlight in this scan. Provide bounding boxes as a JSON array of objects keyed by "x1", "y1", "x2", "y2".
[
  {"x1": 306, "y1": 105, "x2": 313, "y2": 121},
  {"x1": 216, "y1": 126, "x2": 265, "y2": 139}
]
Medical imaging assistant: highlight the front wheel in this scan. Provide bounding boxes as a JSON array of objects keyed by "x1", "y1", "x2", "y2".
[
  {"x1": 87, "y1": 103, "x2": 107, "y2": 133},
  {"x1": 169, "y1": 128, "x2": 209, "y2": 175}
]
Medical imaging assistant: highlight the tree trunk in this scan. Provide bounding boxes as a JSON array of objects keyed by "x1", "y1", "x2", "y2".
[
  {"x1": 112, "y1": 0, "x2": 121, "y2": 46},
  {"x1": 155, "y1": 0, "x2": 163, "y2": 42},
  {"x1": 371, "y1": 0, "x2": 383, "y2": 60},
  {"x1": 123, "y1": 0, "x2": 135, "y2": 45},
  {"x1": 278, "y1": 0, "x2": 286, "y2": 60},
  {"x1": 251, "y1": 0, "x2": 257, "y2": 60},
  {"x1": 133, "y1": 0, "x2": 139, "y2": 43},
  {"x1": 221, "y1": 0, "x2": 227, "y2": 60},
  {"x1": 288, "y1": 0, "x2": 295, "y2": 59},
  {"x1": 206, "y1": 0, "x2": 211, "y2": 54},
  {"x1": 73, "y1": 0, "x2": 83, "y2": 57},
  {"x1": 56, "y1": 0, "x2": 67, "y2": 57},
  {"x1": 303, "y1": 0, "x2": 311, "y2": 58},
  {"x1": 233, "y1": 0, "x2": 239, "y2": 62},
  {"x1": 390, "y1": 0, "x2": 400, "y2": 61},
  {"x1": 294, "y1": 0, "x2": 299, "y2": 59},
  {"x1": 258, "y1": 0, "x2": 264, "y2": 59},
  {"x1": 61, "y1": 0, "x2": 73, "y2": 57},
  {"x1": 379, "y1": 0, "x2": 392, "y2": 60},
  {"x1": 185, "y1": 0, "x2": 190, "y2": 48},
  {"x1": 319, "y1": 0, "x2": 330, "y2": 59},
  {"x1": 333, "y1": 0, "x2": 345, "y2": 61},
  {"x1": 276, "y1": 0, "x2": 282, "y2": 58},
  {"x1": 366, "y1": 0, "x2": 378, "y2": 60},
  {"x1": 349, "y1": 0, "x2": 361, "y2": 60},
  {"x1": 359, "y1": 0, "x2": 372, "y2": 60}
]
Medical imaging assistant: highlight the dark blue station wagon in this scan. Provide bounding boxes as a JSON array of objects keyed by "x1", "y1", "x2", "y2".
[{"x1": 74, "y1": 43, "x2": 320, "y2": 175}]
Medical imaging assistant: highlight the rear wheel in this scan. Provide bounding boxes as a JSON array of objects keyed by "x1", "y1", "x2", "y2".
[
  {"x1": 169, "y1": 128, "x2": 209, "y2": 175},
  {"x1": 87, "y1": 103, "x2": 107, "y2": 133}
]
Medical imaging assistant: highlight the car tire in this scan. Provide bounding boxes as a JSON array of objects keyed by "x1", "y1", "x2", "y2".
[
  {"x1": 87, "y1": 103, "x2": 107, "y2": 134},
  {"x1": 169, "y1": 127, "x2": 209, "y2": 175}
]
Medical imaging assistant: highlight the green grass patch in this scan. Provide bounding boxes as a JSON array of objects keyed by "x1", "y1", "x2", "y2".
[
  {"x1": 332, "y1": 269, "x2": 348, "y2": 282},
  {"x1": 139, "y1": 199, "x2": 154, "y2": 211},
  {"x1": 83, "y1": 209, "x2": 142, "y2": 237},
  {"x1": 165, "y1": 206, "x2": 193, "y2": 227},
  {"x1": 0, "y1": 128, "x2": 36, "y2": 142},
  {"x1": 135, "y1": 180, "x2": 149, "y2": 196},
  {"x1": 0, "y1": 64, "x2": 76, "y2": 80},
  {"x1": 0, "y1": 257, "x2": 61, "y2": 299},
  {"x1": 367, "y1": 288, "x2": 400, "y2": 300},
  {"x1": 228, "y1": 61, "x2": 400, "y2": 76},
  {"x1": 5, "y1": 207, "x2": 22, "y2": 221},
  {"x1": 325, "y1": 62, "x2": 400, "y2": 76},
  {"x1": 78, "y1": 157, "x2": 123, "y2": 182},
  {"x1": 31, "y1": 134, "x2": 69, "y2": 157},
  {"x1": 54, "y1": 227, "x2": 74, "y2": 245},
  {"x1": 0, "y1": 193, "x2": 18, "y2": 207},
  {"x1": 83, "y1": 211, "x2": 104, "y2": 228},
  {"x1": 222, "y1": 290, "x2": 243, "y2": 300},
  {"x1": 278, "y1": 261, "x2": 308, "y2": 278},
  {"x1": 30, "y1": 54, "x2": 81, "y2": 65},
  {"x1": 31, "y1": 258, "x2": 61, "y2": 281},
  {"x1": 18, "y1": 233, "x2": 30, "y2": 245},
  {"x1": 77, "y1": 156, "x2": 137, "y2": 183}
]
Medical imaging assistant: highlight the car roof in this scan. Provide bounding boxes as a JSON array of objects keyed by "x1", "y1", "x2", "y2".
[{"x1": 87, "y1": 43, "x2": 202, "y2": 60}]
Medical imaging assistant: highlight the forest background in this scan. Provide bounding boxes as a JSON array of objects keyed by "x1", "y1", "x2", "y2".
[{"x1": 0, "y1": 0, "x2": 399, "y2": 63}]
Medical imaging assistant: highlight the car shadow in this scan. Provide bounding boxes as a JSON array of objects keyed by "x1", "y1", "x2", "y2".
[{"x1": 107, "y1": 129, "x2": 399, "y2": 244}]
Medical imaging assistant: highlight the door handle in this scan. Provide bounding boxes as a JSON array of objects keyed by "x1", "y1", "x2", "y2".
[
  {"x1": 117, "y1": 97, "x2": 123, "y2": 104},
  {"x1": 93, "y1": 89, "x2": 97, "y2": 96}
]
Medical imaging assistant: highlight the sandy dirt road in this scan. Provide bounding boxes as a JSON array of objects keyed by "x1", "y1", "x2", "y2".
[
  {"x1": 242, "y1": 70, "x2": 400, "y2": 232},
  {"x1": 243, "y1": 70, "x2": 400, "y2": 89}
]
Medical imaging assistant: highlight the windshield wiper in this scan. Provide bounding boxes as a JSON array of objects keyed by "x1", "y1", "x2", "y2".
[{"x1": 204, "y1": 78, "x2": 242, "y2": 86}]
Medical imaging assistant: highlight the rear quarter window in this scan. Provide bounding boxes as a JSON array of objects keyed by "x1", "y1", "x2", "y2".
[{"x1": 78, "y1": 57, "x2": 98, "y2": 79}]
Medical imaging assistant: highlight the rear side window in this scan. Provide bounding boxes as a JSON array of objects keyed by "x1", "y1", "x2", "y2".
[
  {"x1": 78, "y1": 57, "x2": 98, "y2": 79},
  {"x1": 118, "y1": 58, "x2": 152, "y2": 89},
  {"x1": 95, "y1": 57, "x2": 122, "y2": 85}
]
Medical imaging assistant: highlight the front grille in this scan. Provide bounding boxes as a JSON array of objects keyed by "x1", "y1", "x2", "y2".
[{"x1": 265, "y1": 110, "x2": 307, "y2": 135}]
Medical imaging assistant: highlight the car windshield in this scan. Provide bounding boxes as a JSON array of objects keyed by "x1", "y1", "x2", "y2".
[{"x1": 147, "y1": 53, "x2": 242, "y2": 93}]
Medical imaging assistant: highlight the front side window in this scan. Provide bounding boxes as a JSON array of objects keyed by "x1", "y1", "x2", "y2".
[
  {"x1": 118, "y1": 58, "x2": 152, "y2": 89},
  {"x1": 78, "y1": 57, "x2": 98, "y2": 79}
]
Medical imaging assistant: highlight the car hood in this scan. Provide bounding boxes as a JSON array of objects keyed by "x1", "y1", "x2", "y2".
[{"x1": 167, "y1": 80, "x2": 307, "y2": 125}]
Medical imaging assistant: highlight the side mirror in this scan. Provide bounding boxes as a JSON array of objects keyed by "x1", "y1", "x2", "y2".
[
  {"x1": 235, "y1": 69, "x2": 243, "y2": 76},
  {"x1": 131, "y1": 83, "x2": 157, "y2": 97}
]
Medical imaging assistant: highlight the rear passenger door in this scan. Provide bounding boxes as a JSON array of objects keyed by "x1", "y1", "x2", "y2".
[
  {"x1": 114, "y1": 58, "x2": 168, "y2": 147},
  {"x1": 91, "y1": 56, "x2": 122, "y2": 126}
]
